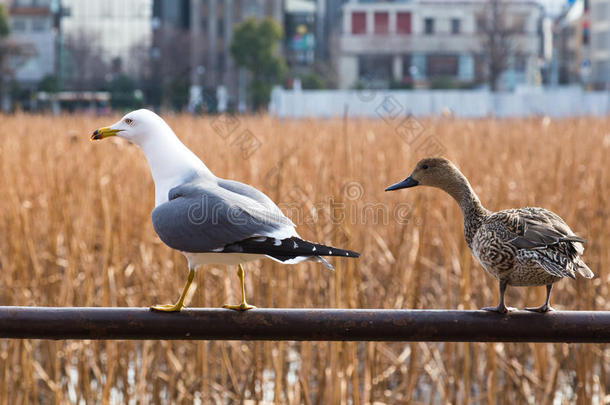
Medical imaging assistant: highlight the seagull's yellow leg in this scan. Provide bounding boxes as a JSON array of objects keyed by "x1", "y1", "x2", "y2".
[
  {"x1": 150, "y1": 268, "x2": 195, "y2": 312},
  {"x1": 223, "y1": 264, "x2": 256, "y2": 311}
]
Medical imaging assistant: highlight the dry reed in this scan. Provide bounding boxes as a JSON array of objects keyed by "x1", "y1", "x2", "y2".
[{"x1": 0, "y1": 113, "x2": 608, "y2": 404}]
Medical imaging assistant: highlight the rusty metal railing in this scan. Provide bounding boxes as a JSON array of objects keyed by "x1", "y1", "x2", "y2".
[{"x1": 1, "y1": 307, "x2": 609, "y2": 342}]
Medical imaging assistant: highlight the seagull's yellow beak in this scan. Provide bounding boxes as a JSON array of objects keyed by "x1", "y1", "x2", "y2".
[{"x1": 91, "y1": 127, "x2": 122, "y2": 141}]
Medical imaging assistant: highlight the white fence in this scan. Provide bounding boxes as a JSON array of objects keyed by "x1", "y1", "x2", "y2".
[{"x1": 269, "y1": 87, "x2": 610, "y2": 118}]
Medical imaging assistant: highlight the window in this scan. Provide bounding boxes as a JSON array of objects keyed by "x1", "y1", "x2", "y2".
[
  {"x1": 397, "y1": 12, "x2": 411, "y2": 34},
  {"x1": 402, "y1": 54, "x2": 412, "y2": 77},
  {"x1": 512, "y1": 14, "x2": 527, "y2": 33},
  {"x1": 11, "y1": 18, "x2": 27, "y2": 32},
  {"x1": 583, "y1": 27, "x2": 590, "y2": 45},
  {"x1": 594, "y1": 3, "x2": 610, "y2": 21},
  {"x1": 28, "y1": 0, "x2": 51, "y2": 5},
  {"x1": 32, "y1": 17, "x2": 47, "y2": 32},
  {"x1": 424, "y1": 18, "x2": 434, "y2": 34},
  {"x1": 451, "y1": 18, "x2": 460, "y2": 34},
  {"x1": 426, "y1": 55, "x2": 458, "y2": 77},
  {"x1": 594, "y1": 61, "x2": 610, "y2": 81},
  {"x1": 514, "y1": 55, "x2": 527, "y2": 72},
  {"x1": 476, "y1": 14, "x2": 486, "y2": 33},
  {"x1": 374, "y1": 12, "x2": 389, "y2": 34},
  {"x1": 218, "y1": 52, "x2": 225, "y2": 72},
  {"x1": 352, "y1": 12, "x2": 366, "y2": 34},
  {"x1": 358, "y1": 54, "x2": 393, "y2": 83},
  {"x1": 594, "y1": 32, "x2": 609, "y2": 50}
]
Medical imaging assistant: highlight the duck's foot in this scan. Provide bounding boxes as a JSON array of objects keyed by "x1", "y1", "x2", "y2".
[
  {"x1": 524, "y1": 304, "x2": 554, "y2": 313},
  {"x1": 481, "y1": 305, "x2": 517, "y2": 314},
  {"x1": 223, "y1": 302, "x2": 256, "y2": 311},
  {"x1": 150, "y1": 303, "x2": 185, "y2": 312}
]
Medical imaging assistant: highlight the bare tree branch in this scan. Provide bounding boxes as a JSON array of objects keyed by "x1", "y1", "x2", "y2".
[
  {"x1": 478, "y1": 0, "x2": 523, "y2": 91},
  {"x1": 63, "y1": 29, "x2": 109, "y2": 90}
]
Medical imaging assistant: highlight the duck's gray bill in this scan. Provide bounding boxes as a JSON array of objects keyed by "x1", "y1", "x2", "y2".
[{"x1": 385, "y1": 176, "x2": 419, "y2": 191}]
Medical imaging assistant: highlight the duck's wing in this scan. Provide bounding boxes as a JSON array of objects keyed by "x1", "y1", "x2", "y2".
[
  {"x1": 489, "y1": 208, "x2": 593, "y2": 278},
  {"x1": 490, "y1": 207, "x2": 585, "y2": 249}
]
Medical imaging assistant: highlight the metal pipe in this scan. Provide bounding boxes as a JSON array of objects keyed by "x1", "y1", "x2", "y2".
[{"x1": 1, "y1": 307, "x2": 609, "y2": 342}]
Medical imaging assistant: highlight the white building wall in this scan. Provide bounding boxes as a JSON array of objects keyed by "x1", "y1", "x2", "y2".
[
  {"x1": 269, "y1": 87, "x2": 610, "y2": 118},
  {"x1": 8, "y1": 1, "x2": 56, "y2": 85},
  {"x1": 590, "y1": 0, "x2": 610, "y2": 87},
  {"x1": 338, "y1": 55, "x2": 358, "y2": 89}
]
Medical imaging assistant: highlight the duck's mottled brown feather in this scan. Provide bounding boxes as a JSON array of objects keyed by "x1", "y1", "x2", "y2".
[
  {"x1": 472, "y1": 207, "x2": 592, "y2": 285},
  {"x1": 491, "y1": 207, "x2": 585, "y2": 248}
]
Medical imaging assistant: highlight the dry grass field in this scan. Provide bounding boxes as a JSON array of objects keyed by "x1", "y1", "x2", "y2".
[{"x1": 0, "y1": 113, "x2": 608, "y2": 404}]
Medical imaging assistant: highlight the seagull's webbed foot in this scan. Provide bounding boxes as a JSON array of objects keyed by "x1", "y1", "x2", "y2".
[
  {"x1": 223, "y1": 302, "x2": 257, "y2": 311},
  {"x1": 223, "y1": 264, "x2": 256, "y2": 312},
  {"x1": 150, "y1": 302, "x2": 185, "y2": 312},
  {"x1": 150, "y1": 268, "x2": 195, "y2": 313},
  {"x1": 524, "y1": 304, "x2": 554, "y2": 313}
]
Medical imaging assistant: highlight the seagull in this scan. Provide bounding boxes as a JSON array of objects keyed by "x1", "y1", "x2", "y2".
[{"x1": 91, "y1": 109, "x2": 359, "y2": 311}]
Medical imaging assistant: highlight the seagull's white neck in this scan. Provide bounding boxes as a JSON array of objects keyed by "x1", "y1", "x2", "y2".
[{"x1": 138, "y1": 129, "x2": 214, "y2": 206}]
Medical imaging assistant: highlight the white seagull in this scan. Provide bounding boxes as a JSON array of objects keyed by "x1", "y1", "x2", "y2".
[{"x1": 91, "y1": 109, "x2": 360, "y2": 311}]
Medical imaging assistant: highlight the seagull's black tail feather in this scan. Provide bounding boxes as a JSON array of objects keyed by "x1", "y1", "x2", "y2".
[{"x1": 218, "y1": 236, "x2": 360, "y2": 262}]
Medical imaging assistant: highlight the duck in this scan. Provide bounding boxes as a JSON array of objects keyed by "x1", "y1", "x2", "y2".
[{"x1": 385, "y1": 157, "x2": 593, "y2": 313}]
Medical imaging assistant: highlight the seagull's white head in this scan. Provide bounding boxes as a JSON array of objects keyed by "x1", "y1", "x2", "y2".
[
  {"x1": 91, "y1": 109, "x2": 211, "y2": 206},
  {"x1": 91, "y1": 109, "x2": 173, "y2": 147}
]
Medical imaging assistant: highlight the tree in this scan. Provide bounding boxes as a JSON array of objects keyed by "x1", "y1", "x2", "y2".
[
  {"x1": 230, "y1": 18, "x2": 287, "y2": 110},
  {"x1": 141, "y1": 25, "x2": 194, "y2": 110},
  {"x1": 164, "y1": 76, "x2": 189, "y2": 111},
  {"x1": 109, "y1": 73, "x2": 142, "y2": 111},
  {"x1": 0, "y1": 5, "x2": 8, "y2": 38},
  {"x1": 478, "y1": 0, "x2": 521, "y2": 91},
  {"x1": 38, "y1": 74, "x2": 60, "y2": 93},
  {"x1": 299, "y1": 72, "x2": 325, "y2": 90},
  {"x1": 63, "y1": 29, "x2": 109, "y2": 90}
]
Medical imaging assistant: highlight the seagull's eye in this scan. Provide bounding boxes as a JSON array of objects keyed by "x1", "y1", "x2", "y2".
[
  {"x1": 422, "y1": 164, "x2": 429, "y2": 170},
  {"x1": 124, "y1": 118, "x2": 133, "y2": 125}
]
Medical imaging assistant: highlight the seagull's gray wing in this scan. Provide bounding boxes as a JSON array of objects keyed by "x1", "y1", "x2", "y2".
[
  {"x1": 151, "y1": 179, "x2": 295, "y2": 253},
  {"x1": 216, "y1": 178, "x2": 292, "y2": 224}
]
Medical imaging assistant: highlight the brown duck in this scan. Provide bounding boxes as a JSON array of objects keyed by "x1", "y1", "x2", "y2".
[{"x1": 386, "y1": 157, "x2": 593, "y2": 313}]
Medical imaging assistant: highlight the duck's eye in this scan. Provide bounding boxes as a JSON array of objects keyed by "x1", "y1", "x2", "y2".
[
  {"x1": 422, "y1": 164, "x2": 429, "y2": 170},
  {"x1": 124, "y1": 118, "x2": 133, "y2": 125}
]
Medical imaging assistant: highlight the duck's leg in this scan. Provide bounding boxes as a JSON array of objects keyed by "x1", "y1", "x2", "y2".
[
  {"x1": 482, "y1": 280, "x2": 516, "y2": 314},
  {"x1": 150, "y1": 267, "x2": 195, "y2": 312},
  {"x1": 524, "y1": 284, "x2": 555, "y2": 313},
  {"x1": 223, "y1": 264, "x2": 256, "y2": 311}
]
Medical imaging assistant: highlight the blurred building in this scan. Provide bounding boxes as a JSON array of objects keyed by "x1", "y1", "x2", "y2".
[
  {"x1": 5, "y1": 0, "x2": 56, "y2": 88},
  {"x1": 315, "y1": 0, "x2": 348, "y2": 62},
  {"x1": 285, "y1": 0, "x2": 316, "y2": 69},
  {"x1": 59, "y1": 0, "x2": 152, "y2": 74},
  {"x1": 590, "y1": 0, "x2": 610, "y2": 88},
  {"x1": 152, "y1": 0, "x2": 283, "y2": 111},
  {"x1": 555, "y1": 0, "x2": 590, "y2": 85},
  {"x1": 285, "y1": 0, "x2": 351, "y2": 85},
  {"x1": 337, "y1": 0, "x2": 544, "y2": 90}
]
